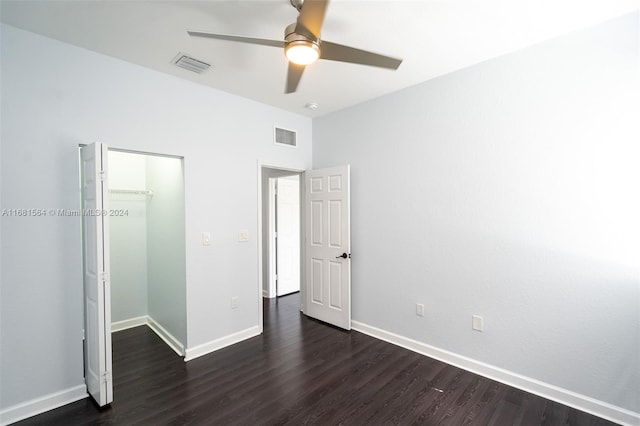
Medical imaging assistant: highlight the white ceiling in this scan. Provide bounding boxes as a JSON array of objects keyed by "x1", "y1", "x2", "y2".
[{"x1": 1, "y1": 0, "x2": 638, "y2": 117}]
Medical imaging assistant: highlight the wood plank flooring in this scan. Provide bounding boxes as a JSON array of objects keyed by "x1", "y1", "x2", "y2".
[{"x1": 17, "y1": 293, "x2": 618, "y2": 425}]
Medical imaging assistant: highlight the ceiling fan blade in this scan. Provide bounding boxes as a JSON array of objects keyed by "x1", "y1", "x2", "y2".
[
  {"x1": 320, "y1": 41, "x2": 402, "y2": 69},
  {"x1": 285, "y1": 63, "x2": 306, "y2": 94},
  {"x1": 187, "y1": 31, "x2": 285, "y2": 48},
  {"x1": 296, "y1": 0, "x2": 329, "y2": 39}
]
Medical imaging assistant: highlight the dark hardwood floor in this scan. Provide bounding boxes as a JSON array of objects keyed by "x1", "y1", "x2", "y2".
[{"x1": 18, "y1": 293, "x2": 617, "y2": 425}]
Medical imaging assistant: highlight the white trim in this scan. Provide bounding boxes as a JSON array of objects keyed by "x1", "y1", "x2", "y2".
[
  {"x1": 111, "y1": 315, "x2": 147, "y2": 332},
  {"x1": 146, "y1": 316, "x2": 185, "y2": 357},
  {"x1": 257, "y1": 161, "x2": 307, "y2": 337},
  {"x1": 257, "y1": 162, "x2": 264, "y2": 335},
  {"x1": 352, "y1": 321, "x2": 640, "y2": 426},
  {"x1": 0, "y1": 385, "x2": 87, "y2": 426},
  {"x1": 268, "y1": 177, "x2": 278, "y2": 298},
  {"x1": 262, "y1": 289, "x2": 269, "y2": 298},
  {"x1": 183, "y1": 325, "x2": 260, "y2": 362}
]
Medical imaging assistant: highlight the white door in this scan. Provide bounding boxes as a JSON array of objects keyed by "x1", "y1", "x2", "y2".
[
  {"x1": 276, "y1": 176, "x2": 300, "y2": 296},
  {"x1": 80, "y1": 142, "x2": 113, "y2": 406},
  {"x1": 304, "y1": 165, "x2": 351, "y2": 330}
]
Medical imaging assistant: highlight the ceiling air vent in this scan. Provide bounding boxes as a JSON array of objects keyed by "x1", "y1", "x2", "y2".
[
  {"x1": 274, "y1": 127, "x2": 297, "y2": 147},
  {"x1": 172, "y1": 52, "x2": 211, "y2": 74}
]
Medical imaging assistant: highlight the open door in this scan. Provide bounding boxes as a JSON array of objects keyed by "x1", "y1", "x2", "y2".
[
  {"x1": 276, "y1": 176, "x2": 301, "y2": 296},
  {"x1": 80, "y1": 142, "x2": 113, "y2": 406},
  {"x1": 304, "y1": 165, "x2": 351, "y2": 330}
]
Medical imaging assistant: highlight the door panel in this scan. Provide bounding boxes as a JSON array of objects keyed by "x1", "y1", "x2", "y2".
[
  {"x1": 329, "y1": 261, "x2": 343, "y2": 308},
  {"x1": 80, "y1": 142, "x2": 113, "y2": 406},
  {"x1": 304, "y1": 165, "x2": 351, "y2": 330},
  {"x1": 311, "y1": 258, "x2": 323, "y2": 303},
  {"x1": 311, "y1": 201, "x2": 323, "y2": 244}
]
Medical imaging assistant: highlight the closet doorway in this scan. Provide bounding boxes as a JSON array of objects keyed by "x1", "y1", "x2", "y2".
[
  {"x1": 107, "y1": 149, "x2": 187, "y2": 355},
  {"x1": 81, "y1": 144, "x2": 186, "y2": 407}
]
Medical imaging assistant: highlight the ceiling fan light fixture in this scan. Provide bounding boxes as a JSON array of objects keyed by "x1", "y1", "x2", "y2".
[{"x1": 285, "y1": 40, "x2": 320, "y2": 65}]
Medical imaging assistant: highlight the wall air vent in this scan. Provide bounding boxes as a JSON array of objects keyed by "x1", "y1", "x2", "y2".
[
  {"x1": 274, "y1": 126, "x2": 297, "y2": 147},
  {"x1": 172, "y1": 53, "x2": 211, "y2": 74}
]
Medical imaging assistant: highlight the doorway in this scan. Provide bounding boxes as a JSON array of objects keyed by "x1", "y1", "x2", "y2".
[
  {"x1": 261, "y1": 167, "x2": 303, "y2": 300},
  {"x1": 271, "y1": 175, "x2": 301, "y2": 297},
  {"x1": 80, "y1": 143, "x2": 186, "y2": 407},
  {"x1": 107, "y1": 149, "x2": 187, "y2": 355},
  {"x1": 258, "y1": 163, "x2": 352, "y2": 332}
]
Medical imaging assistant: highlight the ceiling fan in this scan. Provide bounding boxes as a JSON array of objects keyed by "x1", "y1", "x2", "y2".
[{"x1": 187, "y1": 0, "x2": 403, "y2": 94}]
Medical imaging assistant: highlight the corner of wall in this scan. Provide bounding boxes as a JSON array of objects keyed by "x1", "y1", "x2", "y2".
[{"x1": 183, "y1": 326, "x2": 260, "y2": 362}]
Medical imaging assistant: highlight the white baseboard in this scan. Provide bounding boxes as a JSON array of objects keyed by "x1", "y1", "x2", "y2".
[
  {"x1": 146, "y1": 316, "x2": 185, "y2": 357},
  {"x1": 2, "y1": 319, "x2": 189, "y2": 425},
  {"x1": 111, "y1": 315, "x2": 147, "y2": 332},
  {"x1": 352, "y1": 321, "x2": 640, "y2": 426},
  {"x1": 0, "y1": 384, "x2": 87, "y2": 426},
  {"x1": 184, "y1": 325, "x2": 260, "y2": 362},
  {"x1": 112, "y1": 315, "x2": 185, "y2": 357}
]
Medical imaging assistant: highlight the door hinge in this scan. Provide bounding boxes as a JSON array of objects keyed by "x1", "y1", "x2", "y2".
[
  {"x1": 98, "y1": 170, "x2": 107, "y2": 181},
  {"x1": 102, "y1": 371, "x2": 111, "y2": 383},
  {"x1": 100, "y1": 272, "x2": 109, "y2": 282}
]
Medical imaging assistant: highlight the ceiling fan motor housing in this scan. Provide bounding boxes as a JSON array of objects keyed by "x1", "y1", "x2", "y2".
[
  {"x1": 285, "y1": 22, "x2": 319, "y2": 45},
  {"x1": 284, "y1": 22, "x2": 321, "y2": 64}
]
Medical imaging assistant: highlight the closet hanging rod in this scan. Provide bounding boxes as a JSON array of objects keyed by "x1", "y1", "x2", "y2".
[{"x1": 109, "y1": 189, "x2": 154, "y2": 196}]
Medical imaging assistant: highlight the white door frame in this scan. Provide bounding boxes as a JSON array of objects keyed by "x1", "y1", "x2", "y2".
[
  {"x1": 80, "y1": 144, "x2": 187, "y2": 405},
  {"x1": 274, "y1": 175, "x2": 301, "y2": 297},
  {"x1": 267, "y1": 176, "x2": 301, "y2": 298},
  {"x1": 257, "y1": 161, "x2": 305, "y2": 333},
  {"x1": 267, "y1": 177, "x2": 278, "y2": 298}
]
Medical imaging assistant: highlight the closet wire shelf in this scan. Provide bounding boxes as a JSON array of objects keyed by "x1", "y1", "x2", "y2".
[{"x1": 109, "y1": 189, "x2": 154, "y2": 197}]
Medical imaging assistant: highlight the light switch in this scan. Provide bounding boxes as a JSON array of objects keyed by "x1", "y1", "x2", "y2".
[
  {"x1": 238, "y1": 229, "x2": 249, "y2": 242},
  {"x1": 472, "y1": 315, "x2": 484, "y2": 331},
  {"x1": 202, "y1": 232, "x2": 211, "y2": 246}
]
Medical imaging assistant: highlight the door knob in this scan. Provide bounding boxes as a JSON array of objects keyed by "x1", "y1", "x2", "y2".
[{"x1": 336, "y1": 253, "x2": 349, "y2": 259}]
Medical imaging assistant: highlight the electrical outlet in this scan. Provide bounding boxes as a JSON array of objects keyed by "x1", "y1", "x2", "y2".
[
  {"x1": 238, "y1": 230, "x2": 249, "y2": 242},
  {"x1": 416, "y1": 303, "x2": 425, "y2": 317},
  {"x1": 472, "y1": 315, "x2": 484, "y2": 331},
  {"x1": 231, "y1": 296, "x2": 239, "y2": 309}
]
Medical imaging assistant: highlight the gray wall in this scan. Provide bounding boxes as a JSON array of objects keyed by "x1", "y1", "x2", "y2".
[
  {"x1": 0, "y1": 23, "x2": 311, "y2": 412},
  {"x1": 109, "y1": 151, "x2": 186, "y2": 346},
  {"x1": 109, "y1": 151, "x2": 149, "y2": 323},
  {"x1": 313, "y1": 13, "x2": 640, "y2": 413},
  {"x1": 146, "y1": 155, "x2": 186, "y2": 345}
]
